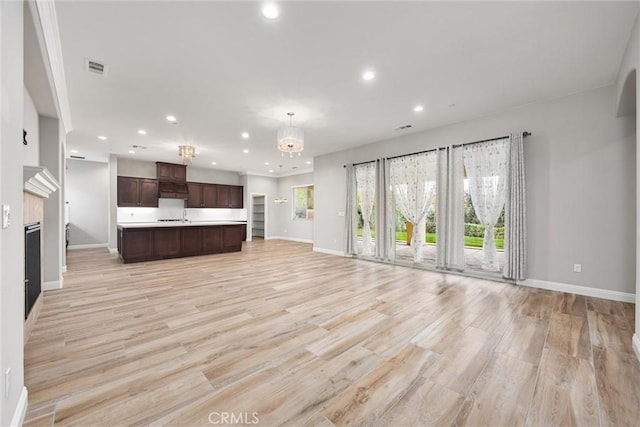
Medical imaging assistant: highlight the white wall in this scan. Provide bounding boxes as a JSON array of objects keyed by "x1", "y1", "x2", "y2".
[
  {"x1": 314, "y1": 84, "x2": 636, "y2": 295},
  {"x1": 0, "y1": 1, "x2": 26, "y2": 424},
  {"x1": 66, "y1": 159, "x2": 109, "y2": 246},
  {"x1": 23, "y1": 86, "x2": 39, "y2": 166},
  {"x1": 277, "y1": 172, "x2": 314, "y2": 242}
]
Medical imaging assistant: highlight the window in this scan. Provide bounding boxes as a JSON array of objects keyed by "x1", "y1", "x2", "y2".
[{"x1": 292, "y1": 185, "x2": 314, "y2": 219}]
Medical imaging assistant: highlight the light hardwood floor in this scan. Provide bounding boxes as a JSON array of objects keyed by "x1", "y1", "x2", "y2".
[{"x1": 23, "y1": 240, "x2": 639, "y2": 426}]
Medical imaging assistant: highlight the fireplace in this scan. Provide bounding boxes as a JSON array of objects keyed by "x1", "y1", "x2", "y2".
[{"x1": 25, "y1": 222, "x2": 41, "y2": 319}]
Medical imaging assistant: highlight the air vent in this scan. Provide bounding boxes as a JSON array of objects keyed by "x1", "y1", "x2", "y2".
[
  {"x1": 85, "y1": 58, "x2": 106, "y2": 75},
  {"x1": 132, "y1": 145, "x2": 147, "y2": 150},
  {"x1": 70, "y1": 155, "x2": 86, "y2": 160},
  {"x1": 394, "y1": 124, "x2": 413, "y2": 131}
]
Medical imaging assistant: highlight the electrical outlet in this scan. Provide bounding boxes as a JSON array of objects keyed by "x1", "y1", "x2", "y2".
[
  {"x1": 4, "y1": 368, "x2": 10, "y2": 398},
  {"x1": 2, "y1": 205, "x2": 10, "y2": 229},
  {"x1": 573, "y1": 263, "x2": 582, "y2": 273}
]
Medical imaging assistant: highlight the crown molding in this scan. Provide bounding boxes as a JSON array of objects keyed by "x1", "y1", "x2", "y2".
[{"x1": 31, "y1": 0, "x2": 73, "y2": 134}]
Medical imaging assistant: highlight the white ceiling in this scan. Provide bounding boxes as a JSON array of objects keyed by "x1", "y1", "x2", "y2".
[{"x1": 56, "y1": 1, "x2": 639, "y2": 175}]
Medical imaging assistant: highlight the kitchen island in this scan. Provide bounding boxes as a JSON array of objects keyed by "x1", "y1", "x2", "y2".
[{"x1": 117, "y1": 221, "x2": 246, "y2": 263}]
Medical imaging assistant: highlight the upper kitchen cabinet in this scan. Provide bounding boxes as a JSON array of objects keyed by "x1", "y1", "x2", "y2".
[
  {"x1": 117, "y1": 177, "x2": 159, "y2": 207},
  {"x1": 156, "y1": 162, "x2": 187, "y2": 182},
  {"x1": 217, "y1": 185, "x2": 243, "y2": 208},
  {"x1": 187, "y1": 182, "x2": 219, "y2": 208}
]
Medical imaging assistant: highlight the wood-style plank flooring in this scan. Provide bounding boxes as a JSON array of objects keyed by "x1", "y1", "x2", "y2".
[{"x1": 23, "y1": 240, "x2": 640, "y2": 426}]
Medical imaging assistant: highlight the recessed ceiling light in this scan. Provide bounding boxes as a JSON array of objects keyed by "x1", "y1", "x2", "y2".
[
  {"x1": 306, "y1": 160, "x2": 311, "y2": 165},
  {"x1": 166, "y1": 115, "x2": 177, "y2": 123},
  {"x1": 265, "y1": 162, "x2": 270, "y2": 165},
  {"x1": 70, "y1": 149, "x2": 79, "y2": 154},
  {"x1": 97, "y1": 135, "x2": 107, "y2": 140},
  {"x1": 241, "y1": 132, "x2": 250, "y2": 139},
  {"x1": 129, "y1": 150, "x2": 136, "y2": 154},
  {"x1": 211, "y1": 161, "x2": 217, "y2": 165},
  {"x1": 137, "y1": 129, "x2": 147, "y2": 135},
  {"x1": 413, "y1": 105, "x2": 424, "y2": 113},
  {"x1": 243, "y1": 149, "x2": 249, "y2": 154},
  {"x1": 269, "y1": 169, "x2": 274, "y2": 173},
  {"x1": 195, "y1": 151, "x2": 200, "y2": 155},
  {"x1": 262, "y1": 4, "x2": 279, "y2": 19},
  {"x1": 362, "y1": 70, "x2": 375, "y2": 81}
]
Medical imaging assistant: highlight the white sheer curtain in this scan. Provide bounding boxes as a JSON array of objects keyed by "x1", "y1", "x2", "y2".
[
  {"x1": 355, "y1": 162, "x2": 376, "y2": 256},
  {"x1": 390, "y1": 151, "x2": 438, "y2": 263},
  {"x1": 463, "y1": 138, "x2": 508, "y2": 271},
  {"x1": 503, "y1": 133, "x2": 527, "y2": 280},
  {"x1": 436, "y1": 146, "x2": 465, "y2": 270}
]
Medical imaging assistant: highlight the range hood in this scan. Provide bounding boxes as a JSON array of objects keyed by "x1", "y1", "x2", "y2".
[
  {"x1": 158, "y1": 181, "x2": 189, "y2": 199},
  {"x1": 23, "y1": 166, "x2": 60, "y2": 198}
]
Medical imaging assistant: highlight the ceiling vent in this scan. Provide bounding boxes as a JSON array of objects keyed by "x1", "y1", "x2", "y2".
[
  {"x1": 85, "y1": 58, "x2": 106, "y2": 75},
  {"x1": 132, "y1": 145, "x2": 147, "y2": 150},
  {"x1": 69, "y1": 155, "x2": 86, "y2": 160},
  {"x1": 394, "y1": 124, "x2": 413, "y2": 131}
]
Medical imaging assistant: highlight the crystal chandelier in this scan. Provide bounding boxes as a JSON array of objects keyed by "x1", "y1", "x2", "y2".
[
  {"x1": 178, "y1": 145, "x2": 196, "y2": 165},
  {"x1": 277, "y1": 112, "x2": 304, "y2": 157}
]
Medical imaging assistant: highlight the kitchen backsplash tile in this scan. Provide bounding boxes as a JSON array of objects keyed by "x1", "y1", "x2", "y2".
[{"x1": 118, "y1": 198, "x2": 247, "y2": 223}]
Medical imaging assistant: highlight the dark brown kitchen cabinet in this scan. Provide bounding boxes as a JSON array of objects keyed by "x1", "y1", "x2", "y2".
[
  {"x1": 203, "y1": 184, "x2": 219, "y2": 207},
  {"x1": 154, "y1": 228, "x2": 181, "y2": 258},
  {"x1": 202, "y1": 227, "x2": 223, "y2": 252},
  {"x1": 186, "y1": 183, "x2": 203, "y2": 208},
  {"x1": 117, "y1": 177, "x2": 159, "y2": 207},
  {"x1": 156, "y1": 162, "x2": 186, "y2": 182},
  {"x1": 187, "y1": 183, "x2": 219, "y2": 208},
  {"x1": 119, "y1": 224, "x2": 243, "y2": 263},
  {"x1": 223, "y1": 225, "x2": 244, "y2": 250},
  {"x1": 120, "y1": 228, "x2": 153, "y2": 261},
  {"x1": 181, "y1": 227, "x2": 202, "y2": 255},
  {"x1": 217, "y1": 185, "x2": 243, "y2": 208}
]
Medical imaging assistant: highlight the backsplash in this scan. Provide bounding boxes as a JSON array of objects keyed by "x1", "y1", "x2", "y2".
[{"x1": 118, "y1": 198, "x2": 247, "y2": 223}]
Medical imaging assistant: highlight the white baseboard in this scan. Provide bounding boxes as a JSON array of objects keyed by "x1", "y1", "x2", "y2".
[
  {"x1": 10, "y1": 387, "x2": 28, "y2": 427},
  {"x1": 67, "y1": 243, "x2": 108, "y2": 250},
  {"x1": 44, "y1": 279, "x2": 62, "y2": 291},
  {"x1": 108, "y1": 247, "x2": 118, "y2": 254},
  {"x1": 313, "y1": 246, "x2": 348, "y2": 257},
  {"x1": 265, "y1": 236, "x2": 314, "y2": 244},
  {"x1": 62, "y1": 265, "x2": 67, "y2": 273},
  {"x1": 633, "y1": 334, "x2": 640, "y2": 363},
  {"x1": 518, "y1": 278, "x2": 635, "y2": 303}
]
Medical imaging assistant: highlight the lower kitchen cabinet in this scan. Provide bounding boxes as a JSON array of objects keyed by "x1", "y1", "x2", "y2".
[
  {"x1": 119, "y1": 224, "x2": 244, "y2": 263},
  {"x1": 155, "y1": 228, "x2": 182, "y2": 258}
]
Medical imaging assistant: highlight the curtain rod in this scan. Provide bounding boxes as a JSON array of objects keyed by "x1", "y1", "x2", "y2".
[
  {"x1": 342, "y1": 131, "x2": 531, "y2": 168},
  {"x1": 451, "y1": 131, "x2": 531, "y2": 148}
]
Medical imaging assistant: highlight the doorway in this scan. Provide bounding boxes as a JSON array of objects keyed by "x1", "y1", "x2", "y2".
[{"x1": 250, "y1": 194, "x2": 267, "y2": 241}]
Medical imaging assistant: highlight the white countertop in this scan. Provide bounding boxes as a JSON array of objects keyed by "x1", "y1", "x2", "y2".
[{"x1": 118, "y1": 221, "x2": 247, "y2": 228}]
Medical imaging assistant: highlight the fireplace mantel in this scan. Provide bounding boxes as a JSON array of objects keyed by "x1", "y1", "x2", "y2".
[{"x1": 23, "y1": 166, "x2": 59, "y2": 198}]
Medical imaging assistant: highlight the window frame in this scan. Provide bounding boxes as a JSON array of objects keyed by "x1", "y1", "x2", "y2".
[{"x1": 291, "y1": 184, "x2": 314, "y2": 220}]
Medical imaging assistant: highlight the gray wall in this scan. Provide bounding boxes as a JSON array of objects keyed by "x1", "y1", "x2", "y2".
[
  {"x1": 117, "y1": 158, "x2": 241, "y2": 184},
  {"x1": 278, "y1": 172, "x2": 314, "y2": 241},
  {"x1": 244, "y1": 174, "x2": 279, "y2": 239},
  {"x1": 23, "y1": 86, "x2": 39, "y2": 166},
  {"x1": 67, "y1": 159, "x2": 109, "y2": 246},
  {"x1": 314, "y1": 84, "x2": 636, "y2": 294},
  {"x1": 40, "y1": 117, "x2": 65, "y2": 289},
  {"x1": 0, "y1": 0, "x2": 25, "y2": 423}
]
